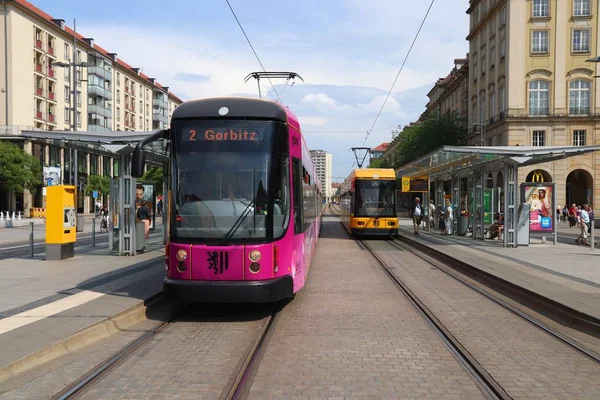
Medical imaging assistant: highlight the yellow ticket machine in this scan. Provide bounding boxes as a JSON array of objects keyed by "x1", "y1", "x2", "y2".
[{"x1": 46, "y1": 185, "x2": 77, "y2": 260}]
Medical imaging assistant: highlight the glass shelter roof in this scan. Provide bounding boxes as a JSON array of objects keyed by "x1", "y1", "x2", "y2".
[{"x1": 396, "y1": 145, "x2": 600, "y2": 180}]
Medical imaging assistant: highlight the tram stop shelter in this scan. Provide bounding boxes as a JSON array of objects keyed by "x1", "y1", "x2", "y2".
[
  {"x1": 396, "y1": 145, "x2": 600, "y2": 248},
  {"x1": 10, "y1": 129, "x2": 168, "y2": 256}
]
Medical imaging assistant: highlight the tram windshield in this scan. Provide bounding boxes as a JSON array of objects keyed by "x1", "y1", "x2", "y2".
[
  {"x1": 172, "y1": 119, "x2": 290, "y2": 243},
  {"x1": 355, "y1": 180, "x2": 396, "y2": 217}
]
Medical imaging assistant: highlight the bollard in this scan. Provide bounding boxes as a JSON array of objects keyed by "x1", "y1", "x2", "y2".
[
  {"x1": 92, "y1": 218, "x2": 96, "y2": 247},
  {"x1": 30, "y1": 222, "x2": 34, "y2": 258}
]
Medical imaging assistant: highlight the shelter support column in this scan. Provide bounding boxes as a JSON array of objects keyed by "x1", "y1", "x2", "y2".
[
  {"x1": 503, "y1": 162, "x2": 518, "y2": 247},
  {"x1": 452, "y1": 177, "x2": 459, "y2": 234},
  {"x1": 473, "y1": 170, "x2": 484, "y2": 240}
]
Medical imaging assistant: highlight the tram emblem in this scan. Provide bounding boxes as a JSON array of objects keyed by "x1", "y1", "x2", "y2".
[{"x1": 207, "y1": 251, "x2": 229, "y2": 275}]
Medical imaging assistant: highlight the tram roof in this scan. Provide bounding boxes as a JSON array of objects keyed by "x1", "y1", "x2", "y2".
[
  {"x1": 396, "y1": 145, "x2": 600, "y2": 180},
  {"x1": 353, "y1": 168, "x2": 396, "y2": 179}
]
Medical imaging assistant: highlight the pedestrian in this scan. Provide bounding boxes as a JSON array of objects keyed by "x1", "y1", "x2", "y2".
[
  {"x1": 576, "y1": 204, "x2": 590, "y2": 246},
  {"x1": 409, "y1": 197, "x2": 423, "y2": 235},
  {"x1": 136, "y1": 200, "x2": 152, "y2": 240},
  {"x1": 443, "y1": 198, "x2": 454, "y2": 235},
  {"x1": 428, "y1": 200, "x2": 436, "y2": 229}
]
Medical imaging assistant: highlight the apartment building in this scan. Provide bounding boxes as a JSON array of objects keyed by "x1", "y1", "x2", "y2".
[
  {"x1": 0, "y1": 0, "x2": 184, "y2": 214},
  {"x1": 426, "y1": 57, "x2": 470, "y2": 120},
  {"x1": 310, "y1": 150, "x2": 333, "y2": 201},
  {"x1": 467, "y1": 0, "x2": 600, "y2": 210}
]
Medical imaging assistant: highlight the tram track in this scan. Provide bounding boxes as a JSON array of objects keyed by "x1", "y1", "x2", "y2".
[
  {"x1": 360, "y1": 236, "x2": 600, "y2": 399},
  {"x1": 50, "y1": 298, "x2": 281, "y2": 400},
  {"x1": 359, "y1": 239, "x2": 509, "y2": 400}
]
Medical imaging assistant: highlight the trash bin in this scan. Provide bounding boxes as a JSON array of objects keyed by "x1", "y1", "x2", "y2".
[
  {"x1": 76, "y1": 215, "x2": 85, "y2": 232},
  {"x1": 457, "y1": 216, "x2": 468, "y2": 236},
  {"x1": 136, "y1": 222, "x2": 146, "y2": 252}
]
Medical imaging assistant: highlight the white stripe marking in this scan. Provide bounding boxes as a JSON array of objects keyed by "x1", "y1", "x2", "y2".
[{"x1": 0, "y1": 290, "x2": 105, "y2": 335}]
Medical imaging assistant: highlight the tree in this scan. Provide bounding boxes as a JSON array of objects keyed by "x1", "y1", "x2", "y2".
[
  {"x1": 391, "y1": 111, "x2": 467, "y2": 168},
  {"x1": 140, "y1": 166, "x2": 164, "y2": 192},
  {"x1": 0, "y1": 141, "x2": 42, "y2": 193},
  {"x1": 84, "y1": 174, "x2": 110, "y2": 198}
]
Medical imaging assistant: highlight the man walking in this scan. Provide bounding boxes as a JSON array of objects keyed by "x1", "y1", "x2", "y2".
[{"x1": 410, "y1": 197, "x2": 423, "y2": 235}]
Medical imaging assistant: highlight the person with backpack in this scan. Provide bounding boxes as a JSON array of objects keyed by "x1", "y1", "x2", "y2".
[{"x1": 409, "y1": 197, "x2": 423, "y2": 235}]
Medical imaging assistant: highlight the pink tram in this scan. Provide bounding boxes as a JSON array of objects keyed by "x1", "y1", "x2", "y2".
[{"x1": 131, "y1": 97, "x2": 323, "y2": 303}]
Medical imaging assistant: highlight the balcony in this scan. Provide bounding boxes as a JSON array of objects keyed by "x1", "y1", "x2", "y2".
[
  {"x1": 569, "y1": 106, "x2": 590, "y2": 116},
  {"x1": 35, "y1": 87, "x2": 44, "y2": 96},
  {"x1": 125, "y1": 86, "x2": 130, "y2": 94},
  {"x1": 47, "y1": 114, "x2": 55, "y2": 123},
  {"x1": 48, "y1": 67, "x2": 55, "y2": 79},
  {"x1": 152, "y1": 98, "x2": 168, "y2": 108},
  {"x1": 152, "y1": 111, "x2": 168, "y2": 124},
  {"x1": 87, "y1": 65, "x2": 112, "y2": 81},
  {"x1": 35, "y1": 63, "x2": 43, "y2": 73},
  {"x1": 528, "y1": 108, "x2": 549, "y2": 117},
  {"x1": 35, "y1": 111, "x2": 45, "y2": 120},
  {"x1": 88, "y1": 124, "x2": 111, "y2": 132},
  {"x1": 48, "y1": 46, "x2": 54, "y2": 56},
  {"x1": 48, "y1": 91, "x2": 56, "y2": 101},
  {"x1": 88, "y1": 84, "x2": 112, "y2": 100},
  {"x1": 87, "y1": 104, "x2": 112, "y2": 118},
  {"x1": 35, "y1": 39, "x2": 43, "y2": 50}
]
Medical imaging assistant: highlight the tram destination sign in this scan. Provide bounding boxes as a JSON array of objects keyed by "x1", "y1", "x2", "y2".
[
  {"x1": 401, "y1": 176, "x2": 429, "y2": 193},
  {"x1": 184, "y1": 128, "x2": 261, "y2": 142}
]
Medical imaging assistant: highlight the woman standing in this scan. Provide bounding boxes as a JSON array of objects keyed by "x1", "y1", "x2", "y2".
[{"x1": 443, "y1": 199, "x2": 454, "y2": 235}]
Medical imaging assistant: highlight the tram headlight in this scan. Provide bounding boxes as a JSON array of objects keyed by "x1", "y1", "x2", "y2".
[
  {"x1": 249, "y1": 250, "x2": 261, "y2": 262},
  {"x1": 176, "y1": 249, "x2": 188, "y2": 261},
  {"x1": 249, "y1": 262, "x2": 261, "y2": 274}
]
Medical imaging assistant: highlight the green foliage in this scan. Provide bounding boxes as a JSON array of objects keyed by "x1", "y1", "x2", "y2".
[
  {"x1": 0, "y1": 141, "x2": 43, "y2": 193},
  {"x1": 391, "y1": 111, "x2": 467, "y2": 168},
  {"x1": 368, "y1": 157, "x2": 391, "y2": 168},
  {"x1": 140, "y1": 166, "x2": 164, "y2": 191},
  {"x1": 84, "y1": 174, "x2": 110, "y2": 197}
]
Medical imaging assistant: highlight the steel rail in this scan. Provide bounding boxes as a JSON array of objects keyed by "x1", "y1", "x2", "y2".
[
  {"x1": 389, "y1": 238, "x2": 600, "y2": 365},
  {"x1": 360, "y1": 239, "x2": 510, "y2": 400}
]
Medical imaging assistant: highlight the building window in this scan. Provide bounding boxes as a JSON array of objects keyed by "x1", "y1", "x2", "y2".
[
  {"x1": 117, "y1": 90, "x2": 120, "y2": 104},
  {"x1": 77, "y1": 111, "x2": 82, "y2": 127},
  {"x1": 489, "y1": 91, "x2": 496, "y2": 118},
  {"x1": 117, "y1": 107, "x2": 120, "y2": 121},
  {"x1": 472, "y1": 100, "x2": 477, "y2": 123},
  {"x1": 574, "y1": 0, "x2": 590, "y2": 16},
  {"x1": 499, "y1": 86, "x2": 505, "y2": 112},
  {"x1": 500, "y1": 38, "x2": 506, "y2": 59},
  {"x1": 569, "y1": 80, "x2": 590, "y2": 115},
  {"x1": 573, "y1": 130, "x2": 586, "y2": 146},
  {"x1": 532, "y1": 130, "x2": 545, "y2": 146},
  {"x1": 76, "y1": 91, "x2": 82, "y2": 106},
  {"x1": 532, "y1": 31, "x2": 549, "y2": 53},
  {"x1": 500, "y1": 7, "x2": 506, "y2": 26},
  {"x1": 479, "y1": 95, "x2": 486, "y2": 123},
  {"x1": 572, "y1": 29, "x2": 590, "y2": 53},
  {"x1": 64, "y1": 43, "x2": 69, "y2": 59},
  {"x1": 64, "y1": 107, "x2": 69, "y2": 123},
  {"x1": 64, "y1": 86, "x2": 69, "y2": 101},
  {"x1": 528, "y1": 80, "x2": 549, "y2": 116},
  {"x1": 532, "y1": 0, "x2": 549, "y2": 17}
]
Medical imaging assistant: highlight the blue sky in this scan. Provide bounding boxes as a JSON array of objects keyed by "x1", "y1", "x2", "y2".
[{"x1": 37, "y1": 0, "x2": 469, "y2": 181}]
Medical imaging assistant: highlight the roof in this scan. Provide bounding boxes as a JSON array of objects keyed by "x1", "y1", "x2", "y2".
[
  {"x1": 353, "y1": 168, "x2": 396, "y2": 179},
  {"x1": 13, "y1": 0, "x2": 183, "y2": 104},
  {"x1": 171, "y1": 97, "x2": 290, "y2": 122},
  {"x1": 371, "y1": 142, "x2": 390, "y2": 152},
  {"x1": 396, "y1": 145, "x2": 600, "y2": 180}
]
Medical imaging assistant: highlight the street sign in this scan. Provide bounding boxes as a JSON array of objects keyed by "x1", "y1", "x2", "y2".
[
  {"x1": 92, "y1": 191, "x2": 98, "y2": 199},
  {"x1": 401, "y1": 176, "x2": 429, "y2": 192}
]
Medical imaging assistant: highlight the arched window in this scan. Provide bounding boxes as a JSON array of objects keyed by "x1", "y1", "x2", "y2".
[
  {"x1": 569, "y1": 80, "x2": 590, "y2": 116},
  {"x1": 528, "y1": 80, "x2": 549, "y2": 116}
]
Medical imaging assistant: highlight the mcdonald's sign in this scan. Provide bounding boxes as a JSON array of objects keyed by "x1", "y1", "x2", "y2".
[{"x1": 531, "y1": 170, "x2": 544, "y2": 183}]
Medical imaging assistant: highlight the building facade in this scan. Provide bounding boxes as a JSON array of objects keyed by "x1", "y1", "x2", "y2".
[
  {"x1": 310, "y1": 150, "x2": 333, "y2": 202},
  {"x1": 426, "y1": 57, "x2": 470, "y2": 119},
  {"x1": 0, "y1": 0, "x2": 183, "y2": 214},
  {"x1": 467, "y1": 0, "x2": 599, "y2": 210}
]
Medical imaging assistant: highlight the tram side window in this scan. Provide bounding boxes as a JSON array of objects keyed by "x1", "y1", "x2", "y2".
[{"x1": 292, "y1": 157, "x2": 303, "y2": 234}]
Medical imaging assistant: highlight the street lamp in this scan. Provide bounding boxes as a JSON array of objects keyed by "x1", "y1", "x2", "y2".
[{"x1": 585, "y1": 56, "x2": 600, "y2": 78}]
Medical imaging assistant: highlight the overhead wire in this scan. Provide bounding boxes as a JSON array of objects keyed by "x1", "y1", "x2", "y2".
[
  {"x1": 362, "y1": 0, "x2": 436, "y2": 146},
  {"x1": 224, "y1": 0, "x2": 282, "y2": 103}
]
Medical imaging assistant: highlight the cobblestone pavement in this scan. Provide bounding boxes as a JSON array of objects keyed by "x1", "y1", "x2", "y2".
[
  {"x1": 370, "y1": 239, "x2": 600, "y2": 400},
  {"x1": 248, "y1": 219, "x2": 485, "y2": 400},
  {"x1": 80, "y1": 305, "x2": 272, "y2": 400}
]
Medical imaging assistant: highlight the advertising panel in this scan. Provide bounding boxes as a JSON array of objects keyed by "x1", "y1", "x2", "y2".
[
  {"x1": 401, "y1": 176, "x2": 429, "y2": 193},
  {"x1": 521, "y1": 183, "x2": 554, "y2": 233},
  {"x1": 43, "y1": 166, "x2": 61, "y2": 187}
]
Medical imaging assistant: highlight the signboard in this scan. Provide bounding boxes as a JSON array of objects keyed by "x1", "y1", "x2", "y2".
[
  {"x1": 43, "y1": 166, "x2": 61, "y2": 187},
  {"x1": 469, "y1": 190, "x2": 493, "y2": 225},
  {"x1": 401, "y1": 176, "x2": 429, "y2": 193},
  {"x1": 92, "y1": 191, "x2": 99, "y2": 199},
  {"x1": 521, "y1": 183, "x2": 555, "y2": 234}
]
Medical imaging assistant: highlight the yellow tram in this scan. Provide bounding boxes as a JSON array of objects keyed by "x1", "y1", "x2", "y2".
[{"x1": 340, "y1": 168, "x2": 398, "y2": 237}]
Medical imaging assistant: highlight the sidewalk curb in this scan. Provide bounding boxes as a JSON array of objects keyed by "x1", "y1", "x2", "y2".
[
  {"x1": 396, "y1": 230, "x2": 600, "y2": 338},
  {"x1": 0, "y1": 291, "x2": 168, "y2": 382}
]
